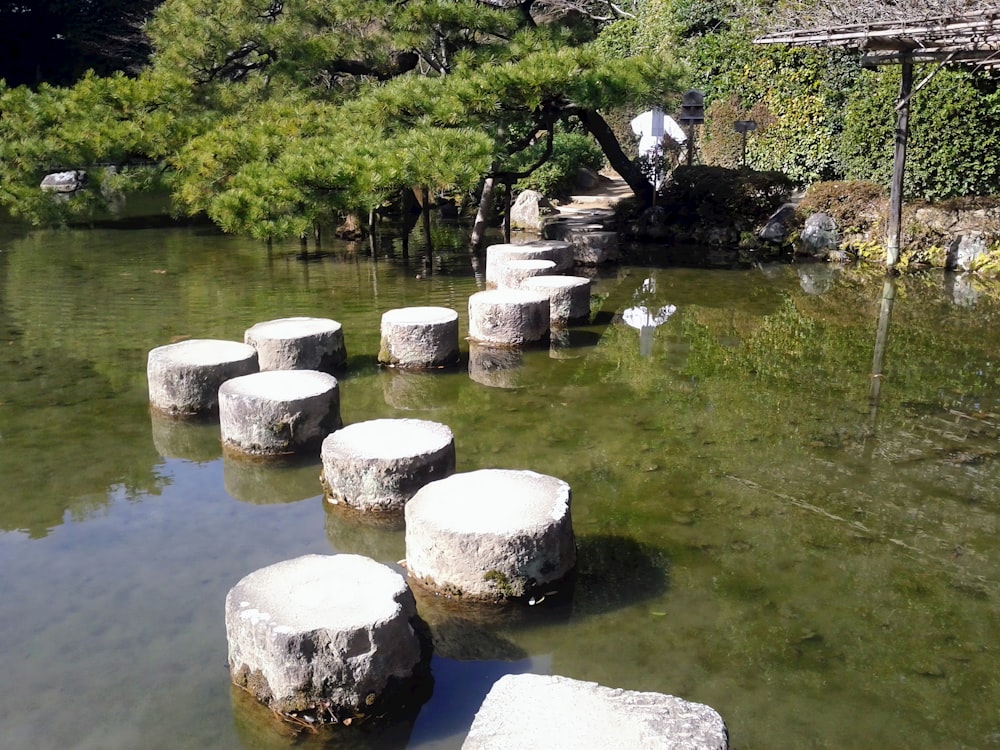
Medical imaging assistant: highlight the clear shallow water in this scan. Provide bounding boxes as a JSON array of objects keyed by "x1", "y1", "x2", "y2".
[{"x1": 1, "y1": 224, "x2": 998, "y2": 749}]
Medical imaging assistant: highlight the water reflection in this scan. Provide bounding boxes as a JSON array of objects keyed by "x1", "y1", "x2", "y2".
[
  {"x1": 150, "y1": 412, "x2": 223, "y2": 463},
  {"x1": 620, "y1": 275, "x2": 677, "y2": 357},
  {"x1": 223, "y1": 456, "x2": 324, "y2": 505},
  {"x1": 3, "y1": 226, "x2": 1000, "y2": 749},
  {"x1": 467, "y1": 343, "x2": 523, "y2": 389}
]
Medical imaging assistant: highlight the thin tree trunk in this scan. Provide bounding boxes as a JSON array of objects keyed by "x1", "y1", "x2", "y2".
[
  {"x1": 579, "y1": 108, "x2": 654, "y2": 204},
  {"x1": 471, "y1": 175, "x2": 497, "y2": 251},
  {"x1": 420, "y1": 185, "x2": 432, "y2": 251}
]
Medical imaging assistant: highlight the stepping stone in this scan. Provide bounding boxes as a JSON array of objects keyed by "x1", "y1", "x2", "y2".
[
  {"x1": 147, "y1": 338, "x2": 259, "y2": 417},
  {"x1": 379, "y1": 306, "x2": 460, "y2": 368},
  {"x1": 321, "y1": 418, "x2": 456, "y2": 513},
  {"x1": 225, "y1": 554, "x2": 427, "y2": 725},
  {"x1": 567, "y1": 229, "x2": 620, "y2": 265},
  {"x1": 244, "y1": 317, "x2": 346, "y2": 373},
  {"x1": 219, "y1": 370, "x2": 341, "y2": 457},
  {"x1": 485, "y1": 242, "x2": 573, "y2": 288},
  {"x1": 468, "y1": 289, "x2": 550, "y2": 347},
  {"x1": 404, "y1": 469, "x2": 575, "y2": 602},
  {"x1": 462, "y1": 673, "x2": 729, "y2": 750},
  {"x1": 494, "y1": 259, "x2": 557, "y2": 289},
  {"x1": 520, "y1": 275, "x2": 592, "y2": 327}
]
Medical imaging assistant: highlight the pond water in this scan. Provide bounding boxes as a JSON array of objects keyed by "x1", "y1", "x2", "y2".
[{"x1": 1, "y1": 221, "x2": 998, "y2": 750}]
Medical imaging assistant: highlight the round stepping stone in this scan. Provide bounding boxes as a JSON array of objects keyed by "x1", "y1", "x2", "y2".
[
  {"x1": 520, "y1": 275, "x2": 592, "y2": 327},
  {"x1": 244, "y1": 317, "x2": 346, "y2": 373},
  {"x1": 567, "y1": 229, "x2": 620, "y2": 265},
  {"x1": 147, "y1": 338, "x2": 259, "y2": 417},
  {"x1": 378, "y1": 307, "x2": 460, "y2": 369},
  {"x1": 404, "y1": 469, "x2": 575, "y2": 602},
  {"x1": 485, "y1": 242, "x2": 573, "y2": 287},
  {"x1": 494, "y1": 258, "x2": 557, "y2": 289},
  {"x1": 219, "y1": 370, "x2": 341, "y2": 457},
  {"x1": 463, "y1": 673, "x2": 730, "y2": 750},
  {"x1": 468, "y1": 289, "x2": 550, "y2": 347},
  {"x1": 225, "y1": 554, "x2": 427, "y2": 725},
  {"x1": 321, "y1": 418, "x2": 456, "y2": 513}
]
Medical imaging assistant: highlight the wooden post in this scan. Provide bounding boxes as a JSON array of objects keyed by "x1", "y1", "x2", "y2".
[{"x1": 886, "y1": 57, "x2": 913, "y2": 268}]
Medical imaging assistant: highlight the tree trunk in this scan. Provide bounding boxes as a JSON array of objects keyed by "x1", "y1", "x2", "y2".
[
  {"x1": 579, "y1": 108, "x2": 654, "y2": 204},
  {"x1": 471, "y1": 175, "x2": 497, "y2": 251},
  {"x1": 420, "y1": 185, "x2": 433, "y2": 251}
]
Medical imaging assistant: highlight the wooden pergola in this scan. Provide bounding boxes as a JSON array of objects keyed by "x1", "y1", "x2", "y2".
[{"x1": 755, "y1": 7, "x2": 1000, "y2": 268}]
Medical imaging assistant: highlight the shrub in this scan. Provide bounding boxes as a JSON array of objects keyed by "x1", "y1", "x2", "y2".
[
  {"x1": 515, "y1": 132, "x2": 606, "y2": 199},
  {"x1": 657, "y1": 164, "x2": 793, "y2": 229}
]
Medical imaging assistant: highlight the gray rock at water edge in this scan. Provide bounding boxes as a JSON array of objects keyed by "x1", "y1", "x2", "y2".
[
  {"x1": 948, "y1": 232, "x2": 989, "y2": 272},
  {"x1": 225, "y1": 554, "x2": 428, "y2": 724},
  {"x1": 509, "y1": 190, "x2": 558, "y2": 231},
  {"x1": 798, "y1": 212, "x2": 840, "y2": 257},
  {"x1": 759, "y1": 203, "x2": 798, "y2": 244},
  {"x1": 40, "y1": 170, "x2": 87, "y2": 193},
  {"x1": 462, "y1": 673, "x2": 729, "y2": 750}
]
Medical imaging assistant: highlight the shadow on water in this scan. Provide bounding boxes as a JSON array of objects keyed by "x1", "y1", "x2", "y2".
[{"x1": 570, "y1": 533, "x2": 670, "y2": 617}]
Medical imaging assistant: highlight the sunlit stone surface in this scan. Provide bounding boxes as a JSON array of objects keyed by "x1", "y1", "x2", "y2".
[
  {"x1": 404, "y1": 469, "x2": 575, "y2": 601},
  {"x1": 378, "y1": 306, "x2": 460, "y2": 368},
  {"x1": 244, "y1": 316, "x2": 346, "y2": 373},
  {"x1": 484, "y1": 242, "x2": 573, "y2": 288},
  {"x1": 494, "y1": 259, "x2": 557, "y2": 290},
  {"x1": 225, "y1": 554, "x2": 427, "y2": 724},
  {"x1": 462, "y1": 674, "x2": 729, "y2": 750},
  {"x1": 520, "y1": 275, "x2": 592, "y2": 327},
  {"x1": 219, "y1": 370, "x2": 341, "y2": 456},
  {"x1": 468, "y1": 289, "x2": 550, "y2": 347},
  {"x1": 321, "y1": 418, "x2": 456, "y2": 513},
  {"x1": 566, "y1": 229, "x2": 620, "y2": 265},
  {"x1": 147, "y1": 338, "x2": 259, "y2": 416}
]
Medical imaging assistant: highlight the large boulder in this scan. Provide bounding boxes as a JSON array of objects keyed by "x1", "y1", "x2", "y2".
[
  {"x1": 40, "y1": 170, "x2": 86, "y2": 193},
  {"x1": 798, "y1": 212, "x2": 840, "y2": 257},
  {"x1": 510, "y1": 190, "x2": 558, "y2": 231},
  {"x1": 759, "y1": 203, "x2": 797, "y2": 244},
  {"x1": 947, "y1": 232, "x2": 989, "y2": 272}
]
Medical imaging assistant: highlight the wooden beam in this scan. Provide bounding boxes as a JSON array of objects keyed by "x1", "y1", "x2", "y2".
[{"x1": 886, "y1": 57, "x2": 913, "y2": 269}]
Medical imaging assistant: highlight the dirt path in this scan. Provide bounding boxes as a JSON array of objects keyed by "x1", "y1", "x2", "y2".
[{"x1": 556, "y1": 171, "x2": 634, "y2": 216}]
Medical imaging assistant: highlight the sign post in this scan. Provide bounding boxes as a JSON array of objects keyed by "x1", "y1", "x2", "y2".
[
  {"x1": 678, "y1": 90, "x2": 705, "y2": 165},
  {"x1": 733, "y1": 120, "x2": 757, "y2": 167}
]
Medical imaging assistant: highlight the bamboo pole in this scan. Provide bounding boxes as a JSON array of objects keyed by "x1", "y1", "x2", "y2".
[{"x1": 886, "y1": 57, "x2": 913, "y2": 268}]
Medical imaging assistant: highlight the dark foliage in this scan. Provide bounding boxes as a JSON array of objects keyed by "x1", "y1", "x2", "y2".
[
  {"x1": 657, "y1": 165, "x2": 793, "y2": 229},
  {"x1": 0, "y1": 0, "x2": 159, "y2": 87}
]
